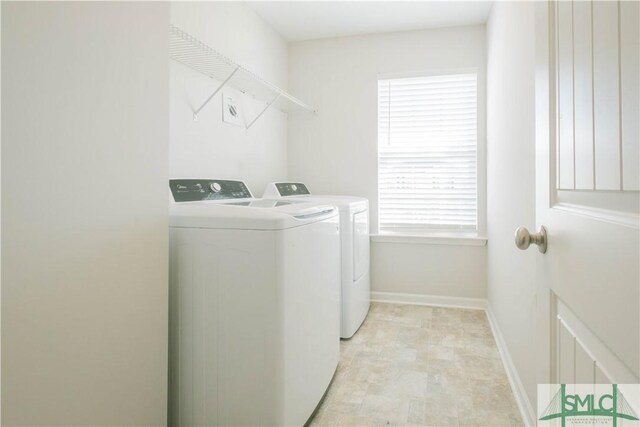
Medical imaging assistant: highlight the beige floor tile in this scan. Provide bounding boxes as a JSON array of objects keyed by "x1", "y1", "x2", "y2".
[
  {"x1": 428, "y1": 330, "x2": 466, "y2": 348},
  {"x1": 358, "y1": 394, "x2": 410, "y2": 424},
  {"x1": 311, "y1": 410, "x2": 343, "y2": 426},
  {"x1": 336, "y1": 414, "x2": 374, "y2": 426},
  {"x1": 308, "y1": 303, "x2": 523, "y2": 427},
  {"x1": 422, "y1": 393, "x2": 460, "y2": 426},
  {"x1": 366, "y1": 370, "x2": 429, "y2": 399},
  {"x1": 457, "y1": 407, "x2": 513, "y2": 427},
  {"x1": 397, "y1": 326, "x2": 431, "y2": 348},
  {"x1": 462, "y1": 338, "x2": 501, "y2": 359},
  {"x1": 379, "y1": 343, "x2": 419, "y2": 364},
  {"x1": 422, "y1": 414, "x2": 459, "y2": 427},
  {"x1": 427, "y1": 345, "x2": 456, "y2": 361},
  {"x1": 407, "y1": 397, "x2": 427, "y2": 425}
]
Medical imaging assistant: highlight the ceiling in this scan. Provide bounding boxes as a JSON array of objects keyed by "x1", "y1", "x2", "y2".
[{"x1": 246, "y1": 1, "x2": 493, "y2": 42}]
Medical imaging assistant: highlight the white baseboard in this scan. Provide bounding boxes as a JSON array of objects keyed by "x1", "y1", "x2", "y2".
[
  {"x1": 371, "y1": 291, "x2": 487, "y2": 310},
  {"x1": 486, "y1": 305, "x2": 535, "y2": 426},
  {"x1": 371, "y1": 291, "x2": 534, "y2": 426}
]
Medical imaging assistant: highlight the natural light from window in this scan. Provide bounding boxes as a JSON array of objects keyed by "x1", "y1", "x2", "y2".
[{"x1": 378, "y1": 72, "x2": 478, "y2": 233}]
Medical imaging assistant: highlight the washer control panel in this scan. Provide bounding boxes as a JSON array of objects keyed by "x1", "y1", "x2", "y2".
[
  {"x1": 170, "y1": 179, "x2": 252, "y2": 202},
  {"x1": 275, "y1": 182, "x2": 310, "y2": 197}
]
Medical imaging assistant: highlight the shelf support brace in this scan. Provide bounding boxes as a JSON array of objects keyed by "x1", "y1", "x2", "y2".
[
  {"x1": 245, "y1": 93, "x2": 281, "y2": 130},
  {"x1": 193, "y1": 66, "x2": 240, "y2": 121}
]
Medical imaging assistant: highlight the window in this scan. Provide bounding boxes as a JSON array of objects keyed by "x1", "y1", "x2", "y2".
[{"x1": 378, "y1": 72, "x2": 478, "y2": 233}]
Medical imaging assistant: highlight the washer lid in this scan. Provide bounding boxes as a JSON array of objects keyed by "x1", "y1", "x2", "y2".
[
  {"x1": 169, "y1": 200, "x2": 338, "y2": 230},
  {"x1": 169, "y1": 179, "x2": 338, "y2": 230}
]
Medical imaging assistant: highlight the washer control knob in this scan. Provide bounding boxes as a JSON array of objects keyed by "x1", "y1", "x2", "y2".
[
  {"x1": 291, "y1": 184, "x2": 298, "y2": 191},
  {"x1": 210, "y1": 182, "x2": 222, "y2": 193}
]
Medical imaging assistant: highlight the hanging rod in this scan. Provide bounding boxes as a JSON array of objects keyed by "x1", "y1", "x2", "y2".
[{"x1": 169, "y1": 25, "x2": 317, "y2": 125}]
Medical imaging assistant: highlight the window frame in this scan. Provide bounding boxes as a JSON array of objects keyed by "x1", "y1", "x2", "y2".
[{"x1": 376, "y1": 68, "x2": 486, "y2": 238}]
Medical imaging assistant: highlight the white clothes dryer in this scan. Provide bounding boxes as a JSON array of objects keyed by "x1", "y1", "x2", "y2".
[{"x1": 263, "y1": 182, "x2": 370, "y2": 339}]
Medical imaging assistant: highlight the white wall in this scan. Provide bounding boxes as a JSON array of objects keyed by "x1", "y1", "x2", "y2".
[
  {"x1": 486, "y1": 0, "x2": 537, "y2": 410},
  {"x1": 2, "y1": 3, "x2": 169, "y2": 425},
  {"x1": 288, "y1": 26, "x2": 487, "y2": 299},
  {"x1": 372, "y1": 241, "x2": 486, "y2": 299},
  {"x1": 170, "y1": 2, "x2": 289, "y2": 195}
]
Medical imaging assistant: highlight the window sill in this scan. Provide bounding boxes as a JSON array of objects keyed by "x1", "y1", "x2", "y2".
[{"x1": 370, "y1": 233, "x2": 487, "y2": 247}]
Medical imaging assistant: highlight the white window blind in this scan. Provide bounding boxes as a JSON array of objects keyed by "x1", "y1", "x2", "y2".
[{"x1": 378, "y1": 73, "x2": 478, "y2": 232}]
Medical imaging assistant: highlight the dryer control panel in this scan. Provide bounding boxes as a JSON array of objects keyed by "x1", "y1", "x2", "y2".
[
  {"x1": 170, "y1": 179, "x2": 252, "y2": 202},
  {"x1": 275, "y1": 182, "x2": 310, "y2": 197}
]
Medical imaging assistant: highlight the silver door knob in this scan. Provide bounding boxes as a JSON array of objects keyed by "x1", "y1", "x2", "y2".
[{"x1": 515, "y1": 225, "x2": 547, "y2": 253}]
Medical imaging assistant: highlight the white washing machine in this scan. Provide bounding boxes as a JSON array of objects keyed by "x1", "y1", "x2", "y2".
[
  {"x1": 263, "y1": 182, "x2": 370, "y2": 339},
  {"x1": 168, "y1": 179, "x2": 341, "y2": 427}
]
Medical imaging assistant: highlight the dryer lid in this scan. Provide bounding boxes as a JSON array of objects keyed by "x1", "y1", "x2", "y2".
[{"x1": 263, "y1": 182, "x2": 369, "y2": 212}]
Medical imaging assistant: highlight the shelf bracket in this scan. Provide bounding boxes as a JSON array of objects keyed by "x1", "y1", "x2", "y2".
[
  {"x1": 245, "y1": 93, "x2": 281, "y2": 130},
  {"x1": 193, "y1": 66, "x2": 240, "y2": 121}
]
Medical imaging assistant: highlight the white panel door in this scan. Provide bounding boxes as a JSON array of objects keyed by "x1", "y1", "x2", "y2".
[
  {"x1": 556, "y1": 0, "x2": 574, "y2": 190},
  {"x1": 620, "y1": 0, "x2": 640, "y2": 191},
  {"x1": 592, "y1": 1, "x2": 621, "y2": 190},
  {"x1": 572, "y1": 0, "x2": 594, "y2": 190},
  {"x1": 535, "y1": 0, "x2": 639, "y2": 391}
]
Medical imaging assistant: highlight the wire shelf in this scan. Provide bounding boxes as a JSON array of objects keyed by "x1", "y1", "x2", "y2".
[{"x1": 169, "y1": 24, "x2": 316, "y2": 122}]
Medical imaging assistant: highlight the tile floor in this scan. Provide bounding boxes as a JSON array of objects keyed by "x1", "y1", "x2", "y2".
[{"x1": 309, "y1": 303, "x2": 523, "y2": 427}]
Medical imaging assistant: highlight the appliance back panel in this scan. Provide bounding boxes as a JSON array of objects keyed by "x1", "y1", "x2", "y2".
[{"x1": 276, "y1": 183, "x2": 310, "y2": 197}]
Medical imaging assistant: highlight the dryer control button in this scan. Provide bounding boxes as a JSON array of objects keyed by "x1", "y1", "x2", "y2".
[{"x1": 210, "y1": 182, "x2": 222, "y2": 193}]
